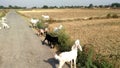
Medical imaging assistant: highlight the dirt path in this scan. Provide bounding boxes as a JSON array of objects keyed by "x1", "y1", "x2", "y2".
[{"x1": 0, "y1": 10, "x2": 69, "y2": 68}]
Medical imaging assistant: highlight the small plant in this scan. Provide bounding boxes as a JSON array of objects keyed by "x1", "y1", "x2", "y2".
[
  {"x1": 76, "y1": 45, "x2": 113, "y2": 68},
  {"x1": 112, "y1": 14, "x2": 118, "y2": 18},
  {"x1": 49, "y1": 29, "x2": 73, "y2": 52},
  {"x1": 106, "y1": 13, "x2": 111, "y2": 18},
  {"x1": 106, "y1": 13, "x2": 118, "y2": 18},
  {"x1": 36, "y1": 22, "x2": 45, "y2": 29}
]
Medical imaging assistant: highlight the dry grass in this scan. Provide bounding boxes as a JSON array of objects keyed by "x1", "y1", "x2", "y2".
[
  {"x1": 0, "y1": 10, "x2": 8, "y2": 18},
  {"x1": 19, "y1": 8, "x2": 120, "y2": 56},
  {"x1": 18, "y1": 8, "x2": 120, "y2": 19},
  {"x1": 49, "y1": 18, "x2": 120, "y2": 56}
]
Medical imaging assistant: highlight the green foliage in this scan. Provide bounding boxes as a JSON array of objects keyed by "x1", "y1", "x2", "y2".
[
  {"x1": 42, "y1": 5, "x2": 48, "y2": 9},
  {"x1": 36, "y1": 22, "x2": 45, "y2": 29},
  {"x1": 106, "y1": 13, "x2": 118, "y2": 18},
  {"x1": 106, "y1": 13, "x2": 111, "y2": 18},
  {"x1": 49, "y1": 29, "x2": 73, "y2": 52},
  {"x1": 36, "y1": 20, "x2": 48, "y2": 29},
  {"x1": 111, "y1": 3, "x2": 120, "y2": 8},
  {"x1": 57, "y1": 30, "x2": 73, "y2": 52},
  {"x1": 112, "y1": 14, "x2": 118, "y2": 18},
  {"x1": 76, "y1": 45, "x2": 113, "y2": 68},
  {"x1": 93, "y1": 56, "x2": 113, "y2": 68},
  {"x1": 0, "y1": 11, "x2": 6, "y2": 18}
]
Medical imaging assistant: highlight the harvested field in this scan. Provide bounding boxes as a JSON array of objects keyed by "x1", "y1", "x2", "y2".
[
  {"x1": 19, "y1": 9, "x2": 120, "y2": 20},
  {"x1": 19, "y1": 9, "x2": 120, "y2": 65},
  {"x1": 49, "y1": 18, "x2": 120, "y2": 55}
]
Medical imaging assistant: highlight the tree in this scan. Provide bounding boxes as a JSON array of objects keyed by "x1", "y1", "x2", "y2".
[
  {"x1": 42, "y1": 5, "x2": 48, "y2": 9},
  {"x1": 32, "y1": 6, "x2": 37, "y2": 9},
  {"x1": 88, "y1": 4, "x2": 93, "y2": 8},
  {"x1": 111, "y1": 3, "x2": 120, "y2": 8},
  {"x1": 9, "y1": 5, "x2": 13, "y2": 8},
  {"x1": 0, "y1": 5, "x2": 4, "y2": 9}
]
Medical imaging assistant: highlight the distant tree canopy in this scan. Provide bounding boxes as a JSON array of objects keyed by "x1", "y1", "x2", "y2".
[
  {"x1": 111, "y1": 3, "x2": 120, "y2": 8},
  {"x1": 0, "y1": 5, "x2": 26, "y2": 9},
  {"x1": 42, "y1": 5, "x2": 48, "y2": 9},
  {"x1": 88, "y1": 4, "x2": 94, "y2": 8},
  {"x1": 0, "y1": 6, "x2": 4, "y2": 9},
  {"x1": 0, "y1": 3, "x2": 120, "y2": 9}
]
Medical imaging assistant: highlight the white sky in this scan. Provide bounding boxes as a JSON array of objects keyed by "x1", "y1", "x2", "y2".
[{"x1": 0, "y1": 0, "x2": 119, "y2": 8}]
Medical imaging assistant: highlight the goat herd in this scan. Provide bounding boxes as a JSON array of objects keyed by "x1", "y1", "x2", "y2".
[
  {"x1": 0, "y1": 14, "x2": 83, "y2": 68},
  {"x1": 30, "y1": 15, "x2": 83, "y2": 68},
  {"x1": 30, "y1": 15, "x2": 63, "y2": 48}
]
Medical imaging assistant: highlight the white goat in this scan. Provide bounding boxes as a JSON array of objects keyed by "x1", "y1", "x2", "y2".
[
  {"x1": 55, "y1": 39, "x2": 82, "y2": 68},
  {"x1": 54, "y1": 25, "x2": 63, "y2": 32},
  {"x1": 1, "y1": 22, "x2": 10, "y2": 29},
  {"x1": 58, "y1": 25, "x2": 63, "y2": 30},
  {"x1": 41, "y1": 15, "x2": 50, "y2": 20},
  {"x1": 30, "y1": 18, "x2": 39, "y2": 28},
  {"x1": 2, "y1": 17, "x2": 7, "y2": 20},
  {"x1": 54, "y1": 27, "x2": 59, "y2": 32}
]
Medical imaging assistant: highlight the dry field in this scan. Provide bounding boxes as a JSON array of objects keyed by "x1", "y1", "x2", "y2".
[
  {"x1": 19, "y1": 8, "x2": 120, "y2": 20},
  {"x1": 19, "y1": 9, "x2": 120, "y2": 57}
]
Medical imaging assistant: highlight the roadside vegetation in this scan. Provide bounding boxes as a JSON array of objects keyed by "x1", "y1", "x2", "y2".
[{"x1": 0, "y1": 10, "x2": 6, "y2": 18}]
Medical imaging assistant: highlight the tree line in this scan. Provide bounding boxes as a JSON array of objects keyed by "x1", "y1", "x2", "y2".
[{"x1": 0, "y1": 3, "x2": 120, "y2": 9}]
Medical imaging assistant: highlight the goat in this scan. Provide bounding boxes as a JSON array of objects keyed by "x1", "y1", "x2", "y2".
[
  {"x1": 30, "y1": 18, "x2": 39, "y2": 28},
  {"x1": 42, "y1": 33, "x2": 59, "y2": 48},
  {"x1": 55, "y1": 39, "x2": 82, "y2": 68},
  {"x1": 1, "y1": 22, "x2": 10, "y2": 29},
  {"x1": 1, "y1": 16, "x2": 7, "y2": 23},
  {"x1": 37, "y1": 28, "x2": 48, "y2": 36},
  {"x1": 54, "y1": 25, "x2": 63, "y2": 32},
  {"x1": 41, "y1": 15, "x2": 50, "y2": 20}
]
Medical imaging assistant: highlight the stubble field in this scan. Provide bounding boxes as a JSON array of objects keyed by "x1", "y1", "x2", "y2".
[{"x1": 18, "y1": 8, "x2": 120, "y2": 59}]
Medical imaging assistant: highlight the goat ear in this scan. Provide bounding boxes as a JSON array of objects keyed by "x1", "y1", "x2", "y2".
[{"x1": 75, "y1": 39, "x2": 80, "y2": 45}]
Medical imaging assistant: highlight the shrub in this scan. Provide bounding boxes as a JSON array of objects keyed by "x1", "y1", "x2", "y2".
[
  {"x1": 77, "y1": 45, "x2": 113, "y2": 68},
  {"x1": 112, "y1": 14, "x2": 118, "y2": 18},
  {"x1": 106, "y1": 13, "x2": 111, "y2": 18},
  {"x1": 49, "y1": 29, "x2": 73, "y2": 52},
  {"x1": 57, "y1": 30, "x2": 73, "y2": 52},
  {"x1": 0, "y1": 11, "x2": 6, "y2": 18},
  {"x1": 106, "y1": 13, "x2": 118, "y2": 18},
  {"x1": 36, "y1": 20, "x2": 48, "y2": 29},
  {"x1": 36, "y1": 22, "x2": 45, "y2": 29}
]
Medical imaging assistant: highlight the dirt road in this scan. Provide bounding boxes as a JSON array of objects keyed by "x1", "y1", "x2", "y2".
[{"x1": 0, "y1": 10, "x2": 68, "y2": 68}]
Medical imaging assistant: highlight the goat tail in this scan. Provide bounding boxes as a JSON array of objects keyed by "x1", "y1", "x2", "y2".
[{"x1": 55, "y1": 54, "x2": 61, "y2": 61}]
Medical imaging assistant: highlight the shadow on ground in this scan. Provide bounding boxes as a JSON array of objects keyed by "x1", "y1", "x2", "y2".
[{"x1": 44, "y1": 58, "x2": 59, "y2": 68}]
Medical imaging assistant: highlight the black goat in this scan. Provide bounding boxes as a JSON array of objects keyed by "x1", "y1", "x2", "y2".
[{"x1": 42, "y1": 33, "x2": 59, "y2": 48}]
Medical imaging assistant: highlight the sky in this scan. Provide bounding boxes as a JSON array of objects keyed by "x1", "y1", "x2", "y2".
[{"x1": 0, "y1": 0, "x2": 119, "y2": 8}]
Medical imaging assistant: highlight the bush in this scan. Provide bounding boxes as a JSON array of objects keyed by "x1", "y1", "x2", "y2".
[
  {"x1": 112, "y1": 14, "x2": 118, "y2": 18},
  {"x1": 106, "y1": 13, "x2": 118, "y2": 18},
  {"x1": 0, "y1": 11, "x2": 6, "y2": 18},
  {"x1": 36, "y1": 22, "x2": 45, "y2": 29},
  {"x1": 77, "y1": 45, "x2": 113, "y2": 68},
  {"x1": 49, "y1": 29, "x2": 73, "y2": 52},
  {"x1": 106, "y1": 13, "x2": 111, "y2": 18},
  {"x1": 36, "y1": 20, "x2": 48, "y2": 29}
]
